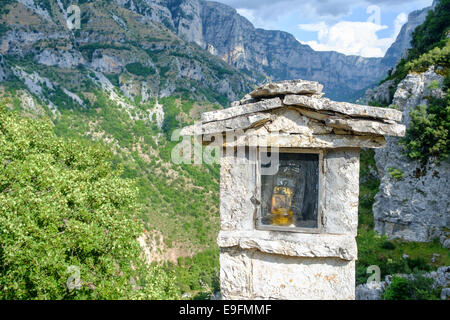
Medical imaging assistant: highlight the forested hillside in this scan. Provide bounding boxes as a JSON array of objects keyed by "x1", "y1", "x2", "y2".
[{"x1": 0, "y1": 105, "x2": 180, "y2": 299}]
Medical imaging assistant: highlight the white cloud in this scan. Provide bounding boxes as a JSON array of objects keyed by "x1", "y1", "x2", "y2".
[
  {"x1": 393, "y1": 12, "x2": 408, "y2": 35},
  {"x1": 298, "y1": 12, "x2": 408, "y2": 57},
  {"x1": 236, "y1": 9, "x2": 269, "y2": 29},
  {"x1": 219, "y1": 0, "x2": 431, "y2": 20}
]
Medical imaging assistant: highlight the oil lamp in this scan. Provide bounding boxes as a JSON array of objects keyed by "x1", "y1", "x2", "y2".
[{"x1": 270, "y1": 162, "x2": 304, "y2": 226}]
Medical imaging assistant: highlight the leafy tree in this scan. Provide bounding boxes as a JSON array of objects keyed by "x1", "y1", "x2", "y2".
[
  {"x1": 0, "y1": 106, "x2": 179, "y2": 299},
  {"x1": 383, "y1": 274, "x2": 440, "y2": 300}
]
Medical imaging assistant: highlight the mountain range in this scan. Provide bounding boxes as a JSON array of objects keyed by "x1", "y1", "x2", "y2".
[
  {"x1": 144, "y1": 0, "x2": 434, "y2": 100},
  {"x1": 0, "y1": 0, "x2": 434, "y2": 102}
]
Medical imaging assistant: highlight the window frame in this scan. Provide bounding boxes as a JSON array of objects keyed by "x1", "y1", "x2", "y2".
[{"x1": 255, "y1": 147, "x2": 325, "y2": 234}]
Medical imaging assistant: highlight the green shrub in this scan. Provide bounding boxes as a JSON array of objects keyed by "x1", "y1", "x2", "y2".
[
  {"x1": 0, "y1": 24, "x2": 9, "y2": 38},
  {"x1": 105, "y1": 73, "x2": 120, "y2": 87},
  {"x1": 125, "y1": 62, "x2": 155, "y2": 77},
  {"x1": 381, "y1": 241, "x2": 396, "y2": 250},
  {"x1": 383, "y1": 274, "x2": 440, "y2": 300},
  {"x1": 402, "y1": 92, "x2": 449, "y2": 163},
  {"x1": 388, "y1": 167, "x2": 404, "y2": 180},
  {"x1": 406, "y1": 40, "x2": 450, "y2": 72},
  {"x1": 167, "y1": 248, "x2": 219, "y2": 297},
  {"x1": 428, "y1": 80, "x2": 441, "y2": 90},
  {"x1": 0, "y1": 106, "x2": 179, "y2": 299},
  {"x1": 380, "y1": 0, "x2": 450, "y2": 89},
  {"x1": 409, "y1": 0, "x2": 450, "y2": 61},
  {"x1": 79, "y1": 43, "x2": 130, "y2": 61}
]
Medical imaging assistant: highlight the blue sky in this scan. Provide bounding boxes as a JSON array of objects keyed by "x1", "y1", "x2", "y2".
[{"x1": 214, "y1": 0, "x2": 434, "y2": 57}]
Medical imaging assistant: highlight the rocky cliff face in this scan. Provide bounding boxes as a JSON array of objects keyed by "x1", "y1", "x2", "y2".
[
  {"x1": 159, "y1": 0, "x2": 390, "y2": 101},
  {"x1": 0, "y1": 0, "x2": 257, "y2": 105},
  {"x1": 370, "y1": 67, "x2": 449, "y2": 245},
  {"x1": 152, "y1": 0, "x2": 436, "y2": 101},
  {"x1": 101, "y1": 0, "x2": 435, "y2": 102},
  {"x1": 381, "y1": 2, "x2": 435, "y2": 67},
  {"x1": 2, "y1": 0, "x2": 433, "y2": 103}
]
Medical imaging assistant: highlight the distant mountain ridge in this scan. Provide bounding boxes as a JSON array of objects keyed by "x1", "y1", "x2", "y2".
[
  {"x1": 152, "y1": 0, "x2": 433, "y2": 101},
  {"x1": 2, "y1": 0, "x2": 434, "y2": 102},
  {"x1": 163, "y1": 0, "x2": 389, "y2": 101},
  {"x1": 382, "y1": 0, "x2": 437, "y2": 67}
]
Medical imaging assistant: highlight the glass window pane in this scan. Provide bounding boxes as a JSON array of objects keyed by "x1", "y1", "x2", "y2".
[{"x1": 260, "y1": 152, "x2": 319, "y2": 229}]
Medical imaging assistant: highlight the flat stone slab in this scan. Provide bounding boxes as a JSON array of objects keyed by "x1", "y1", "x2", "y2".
[
  {"x1": 283, "y1": 95, "x2": 403, "y2": 122},
  {"x1": 325, "y1": 117, "x2": 406, "y2": 137},
  {"x1": 183, "y1": 113, "x2": 271, "y2": 136},
  {"x1": 202, "y1": 97, "x2": 282, "y2": 123},
  {"x1": 180, "y1": 79, "x2": 405, "y2": 146},
  {"x1": 249, "y1": 80, "x2": 323, "y2": 98},
  {"x1": 220, "y1": 132, "x2": 386, "y2": 149},
  {"x1": 221, "y1": 248, "x2": 355, "y2": 300},
  {"x1": 218, "y1": 230, "x2": 357, "y2": 261}
]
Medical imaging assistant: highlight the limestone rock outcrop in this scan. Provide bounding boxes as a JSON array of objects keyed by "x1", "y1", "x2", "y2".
[
  {"x1": 370, "y1": 67, "x2": 450, "y2": 243},
  {"x1": 161, "y1": 0, "x2": 434, "y2": 101}
]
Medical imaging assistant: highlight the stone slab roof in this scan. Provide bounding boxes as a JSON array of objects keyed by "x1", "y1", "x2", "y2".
[{"x1": 181, "y1": 79, "x2": 405, "y2": 140}]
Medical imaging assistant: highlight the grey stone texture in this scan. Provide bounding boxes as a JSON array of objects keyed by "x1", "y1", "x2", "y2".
[
  {"x1": 371, "y1": 67, "x2": 450, "y2": 243},
  {"x1": 249, "y1": 80, "x2": 323, "y2": 98},
  {"x1": 187, "y1": 79, "x2": 405, "y2": 141},
  {"x1": 182, "y1": 79, "x2": 402, "y2": 300}
]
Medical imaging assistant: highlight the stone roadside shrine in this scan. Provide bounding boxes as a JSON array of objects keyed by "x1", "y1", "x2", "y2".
[{"x1": 180, "y1": 79, "x2": 405, "y2": 300}]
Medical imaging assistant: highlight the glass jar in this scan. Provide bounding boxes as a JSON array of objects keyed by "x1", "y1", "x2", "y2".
[{"x1": 270, "y1": 163, "x2": 301, "y2": 226}]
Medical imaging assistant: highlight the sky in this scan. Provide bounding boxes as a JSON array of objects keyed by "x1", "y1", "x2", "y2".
[{"x1": 214, "y1": 0, "x2": 434, "y2": 57}]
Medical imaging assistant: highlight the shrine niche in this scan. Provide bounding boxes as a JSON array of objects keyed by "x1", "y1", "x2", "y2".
[{"x1": 181, "y1": 79, "x2": 405, "y2": 300}]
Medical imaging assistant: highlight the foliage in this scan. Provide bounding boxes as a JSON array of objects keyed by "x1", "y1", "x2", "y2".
[
  {"x1": 358, "y1": 149, "x2": 379, "y2": 229},
  {"x1": 165, "y1": 249, "x2": 219, "y2": 298},
  {"x1": 409, "y1": 0, "x2": 450, "y2": 61},
  {"x1": 381, "y1": 241, "x2": 396, "y2": 250},
  {"x1": 381, "y1": 0, "x2": 450, "y2": 87},
  {"x1": 0, "y1": 24, "x2": 9, "y2": 39},
  {"x1": 48, "y1": 86, "x2": 221, "y2": 290},
  {"x1": 0, "y1": 106, "x2": 179, "y2": 299},
  {"x1": 161, "y1": 96, "x2": 180, "y2": 137},
  {"x1": 105, "y1": 73, "x2": 120, "y2": 87},
  {"x1": 377, "y1": 1, "x2": 450, "y2": 164},
  {"x1": 383, "y1": 274, "x2": 440, "y2": 300},
  {"x1": 355, "y1": 229, "x2": 447, "y2": 285},
  {"x1": 402, "y1": 89, "x2": 450, "y2": 163},
  {"x1": 79, "y1": 43, "x2": 131, "y2": 61},
  {"x1": 406, "y1": 40, "x2": 450, "y2": 72},
  {"x1": 125, "y1": 62, "x2": 155, "y2": 77},
  {"x1": 427, "y1": 80, "x2": 441, "y2": 90},
  {"x1": 36, "y1": 0, "x2": 53, "y2": 16},
  {"x1": 388, "y1": 167, "x2": 404, "y2": 180}
]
